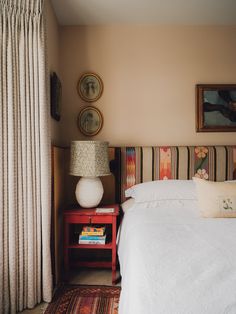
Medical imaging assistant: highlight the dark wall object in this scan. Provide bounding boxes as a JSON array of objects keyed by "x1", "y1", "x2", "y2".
[{"x1": 50, "y1": 72, "x2": 62, "y2": 121}]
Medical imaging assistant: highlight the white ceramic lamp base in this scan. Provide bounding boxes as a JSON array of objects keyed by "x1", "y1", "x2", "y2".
[{"x1": 75, "y1": 177, "x2": 104, "y2": 208}]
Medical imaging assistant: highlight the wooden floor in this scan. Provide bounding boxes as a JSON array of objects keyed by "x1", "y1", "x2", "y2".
[{"x1": 19, "y1": 269, "x2": 120, "y2": 313}]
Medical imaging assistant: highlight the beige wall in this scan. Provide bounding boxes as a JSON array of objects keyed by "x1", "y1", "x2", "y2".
[
  {"x1": 59, "y1": 25, "x2": 236, "y2": 147},
  {"x1": 45, "y1": 0, "x2": 61, "y2": 145}
]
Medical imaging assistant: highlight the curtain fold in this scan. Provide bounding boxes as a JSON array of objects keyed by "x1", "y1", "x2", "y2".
[{"x1": 0, "y1": 0, "x2": 52, "y2": 312}]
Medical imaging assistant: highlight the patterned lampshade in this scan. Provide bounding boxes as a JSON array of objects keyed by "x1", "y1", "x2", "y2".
[{"x1": 69, "y1": 141, "x2": 111, "y2": 177}]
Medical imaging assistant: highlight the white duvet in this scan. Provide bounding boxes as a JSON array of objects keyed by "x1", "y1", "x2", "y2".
[{"x1": 118, "y1": 200, "x2": 236, "y2": 314}]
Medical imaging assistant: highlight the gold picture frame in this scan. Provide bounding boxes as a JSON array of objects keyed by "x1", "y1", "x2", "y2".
[
  {"x1": 77, "y1": 73, "x2": 103, "y2": 102},
  {"x1": 77, "y1": 106, "x2": 103, "y2": 136}
]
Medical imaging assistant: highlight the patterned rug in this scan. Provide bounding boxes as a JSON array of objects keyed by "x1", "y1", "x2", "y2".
[{"x1": 44, "y1": 285, "x2": 121, "y2": 314}]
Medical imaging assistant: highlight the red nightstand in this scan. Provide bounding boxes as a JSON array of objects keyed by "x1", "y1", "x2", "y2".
[{"x1": 63, "y1": 204, "x2": 119, "y2": 285}]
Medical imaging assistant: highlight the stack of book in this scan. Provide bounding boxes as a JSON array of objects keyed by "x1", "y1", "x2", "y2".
[{"x1": 78, "y1": 226, "x2": 106, "y2": 245}]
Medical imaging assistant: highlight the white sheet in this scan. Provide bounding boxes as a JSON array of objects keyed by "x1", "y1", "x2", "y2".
[{"x1": 118, "y1": 200, "x2": 236, "y2": 314}]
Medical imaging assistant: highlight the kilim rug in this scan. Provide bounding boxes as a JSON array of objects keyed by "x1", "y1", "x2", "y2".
[{"x1": 44, "y1": 285, "x2": 121, "y2": 314}]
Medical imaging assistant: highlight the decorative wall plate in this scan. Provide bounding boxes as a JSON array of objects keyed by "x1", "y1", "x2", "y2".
[
  {"x1": 77, "y1": 106, "x2": 103, "y2": 136},
  {"x1": 77, "y1": 73, "x2": 103, "y2": 102}
]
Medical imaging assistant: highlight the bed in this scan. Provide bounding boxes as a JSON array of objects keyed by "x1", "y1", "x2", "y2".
[{"x1": 115, "y1": 146, "x2": 236, "y2": 314}]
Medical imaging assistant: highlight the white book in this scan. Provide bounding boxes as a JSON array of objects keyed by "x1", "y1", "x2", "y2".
[
  {"x1": 79, "y1": 239, "x2": 106, "y2": 245},
  {"x1": 96, "y1": 207, "x2": 114, "y2": 213}
]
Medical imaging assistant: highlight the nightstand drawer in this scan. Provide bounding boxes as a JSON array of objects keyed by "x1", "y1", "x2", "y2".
[
  {"x1": 76, "y1": 216, "x2": 100, "y2": 224},
  {"x1": 90, "y1": 216, "x2": 113, "y2": 224},
  {"x1": 65, "y1": 215, "x2": 90, "y2": 224},
  {"x1": 65, "y1": 215, "x2": 113, "y2": 224}
]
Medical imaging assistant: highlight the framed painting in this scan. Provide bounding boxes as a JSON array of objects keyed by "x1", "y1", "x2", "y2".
[
  {"x1": 196, "y1": 84, "x2": 236, "y2": 132},
  {"x1": 50, "y1": 72, "x2": 62, "y2": 121},
  {"x1": 77, "y1": 106, "x2": 103, "y2": 136},
  {"x1": 77, "y1": 73, "x2": 103, "y2": 102}
]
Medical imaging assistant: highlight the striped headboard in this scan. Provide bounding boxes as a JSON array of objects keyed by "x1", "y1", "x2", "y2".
[{"x1": 114, "y1": 146, "x2": 236, "y2": 202}]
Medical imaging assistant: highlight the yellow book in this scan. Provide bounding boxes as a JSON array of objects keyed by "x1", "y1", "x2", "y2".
[{"x1": 81, "y1": 231, "x2": 104, "y2": 236}]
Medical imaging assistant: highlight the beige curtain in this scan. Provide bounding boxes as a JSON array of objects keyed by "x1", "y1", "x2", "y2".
[{"x1": 0, "y1": 0, "x2": 52, "y2": 313}]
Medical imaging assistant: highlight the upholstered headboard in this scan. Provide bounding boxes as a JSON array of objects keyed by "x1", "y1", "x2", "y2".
[{"x1": 114, "y1": 146, "x2": 236, "y2": 202}]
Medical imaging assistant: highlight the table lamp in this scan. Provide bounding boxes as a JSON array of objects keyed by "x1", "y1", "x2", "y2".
[{"x1": 69, "y1": 140, "x2": 111, "y2": 208}]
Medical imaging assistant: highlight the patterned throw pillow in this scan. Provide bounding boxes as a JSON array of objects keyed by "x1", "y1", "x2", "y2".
[{"x1": 193, "y1": 177, "x2": 236, "y2": 218}]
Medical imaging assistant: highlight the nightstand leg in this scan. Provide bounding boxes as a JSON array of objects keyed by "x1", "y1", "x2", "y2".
[
  {"x1": 112, "y1": 216, "x2": 117, "y2": 285},
  {"x1": 64, "y1": 222, "x2": 69, "y2": 281}
]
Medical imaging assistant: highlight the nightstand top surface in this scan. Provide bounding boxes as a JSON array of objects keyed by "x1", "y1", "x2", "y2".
[{"x1": 64, "y1": 204, "x2": 119, "y2": 216}]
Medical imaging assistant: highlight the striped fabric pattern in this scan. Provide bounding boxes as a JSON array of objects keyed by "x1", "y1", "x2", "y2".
[
  {"x1": 117, "y1": 146, "x2": 236, "y2": 202},
  {"x1": 45, "y1": 285, "x2": 120, "y2": 314}
]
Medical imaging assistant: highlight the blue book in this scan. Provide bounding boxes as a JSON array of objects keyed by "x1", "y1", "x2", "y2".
[{"x1": 79, "y1": 235, "x2": 106, "y2": 241}]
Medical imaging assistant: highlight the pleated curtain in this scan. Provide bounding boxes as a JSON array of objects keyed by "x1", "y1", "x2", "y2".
[{"x1": 0, "y1": 0, "x2": 52, "y2": 312}]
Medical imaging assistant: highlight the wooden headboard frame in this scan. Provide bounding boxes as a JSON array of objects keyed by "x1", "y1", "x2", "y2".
[{"x1": 113, "y1": 146, "x2": 236, "y2": 203}]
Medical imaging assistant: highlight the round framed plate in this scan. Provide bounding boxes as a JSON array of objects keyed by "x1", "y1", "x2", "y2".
[
  {"x1": 77, "y1": 73, "x2": 103, "y2": 102},
  {"x1": 77, "y1": 106, "x2": 103, "y2": 136}
]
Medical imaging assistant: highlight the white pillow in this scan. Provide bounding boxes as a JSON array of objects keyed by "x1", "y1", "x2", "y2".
[
  {"x1": 121, "y1": 198, "x2": 135, "y2": 213},
  {"x1": 193, "y1": 177, "x2": 236, "y2": 218},
  {"x1": 125, "y1": 180, "x2": 197, "y2": 203}
]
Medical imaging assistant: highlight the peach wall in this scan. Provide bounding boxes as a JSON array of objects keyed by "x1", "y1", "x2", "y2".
[
  {"x1": 59, "y1": 25, "x2": 236, "y2": 146},
  {"x1": 45, "y1": 0, "x2": 61, "y2": 145}
]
